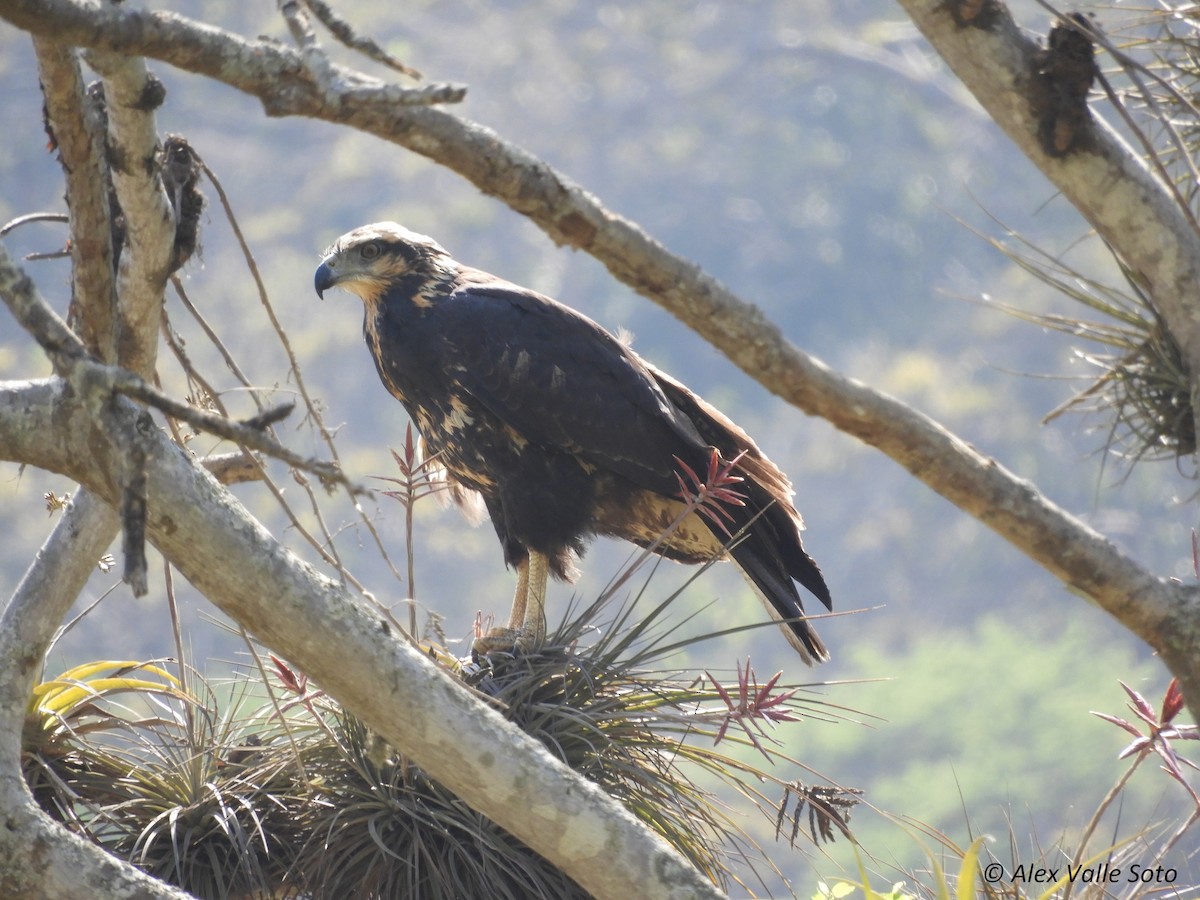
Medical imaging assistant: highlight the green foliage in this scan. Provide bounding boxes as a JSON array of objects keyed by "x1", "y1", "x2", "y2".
[
  {"x1": 841, "y1": 835, "x2": 985, "y2": 900},
  {"x1": 815, "y1": 880, "x2": 868, "y2": 900},
  {"x1": 808, "y1": 613, "x2": 1173, "y2": 873},
  {"x1": 24, "y1": 661, "x2": 293, "y2": 898}
]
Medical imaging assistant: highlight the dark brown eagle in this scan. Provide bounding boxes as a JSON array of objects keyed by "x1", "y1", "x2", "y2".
[{"x1": 315, "y1": 223, "x2": 832, "y2": 663}]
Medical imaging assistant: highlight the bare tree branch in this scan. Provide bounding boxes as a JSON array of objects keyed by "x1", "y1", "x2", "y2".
[
  {"x1": 6, "y1": 491, "x2": 119, "y2": 690},
  {"x1": 301, "y1": 0, "x2": 423, "y2": 79},
  {"x1": 32, "y1": 37, "x2": 118, "y2": 363},
  {"x1": 0, "y1": 242, "x2": 350, "y2": 490},
  {"x1": 17, "y1": 38, "x2": 132, "y2": 685},
  {"x1": 0, "y1": 789, "x2": 192, "y2": 900}
]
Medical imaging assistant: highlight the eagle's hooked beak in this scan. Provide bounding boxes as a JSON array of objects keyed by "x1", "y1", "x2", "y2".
[{"x1": 314, "y1": 257, "x2": 337, "y2": 300}]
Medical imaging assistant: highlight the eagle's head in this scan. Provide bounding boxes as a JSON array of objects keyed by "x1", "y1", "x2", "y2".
[{"x1": 314, "y1": 222, "x2": 450, "y2": 304}]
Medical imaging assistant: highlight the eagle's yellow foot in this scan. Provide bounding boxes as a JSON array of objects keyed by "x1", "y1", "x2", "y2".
[
  {"x1": 473, "y1": 551, "x2": 549, "y2": 657},
  {"x1": 471, "y1": 623, "x2": 545, "y2": 656}
]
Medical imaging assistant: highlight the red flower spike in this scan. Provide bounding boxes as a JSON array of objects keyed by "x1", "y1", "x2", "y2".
[
  {"x1": 706, "y1": 658, "x2": 802, "y2": 762},
  {"x1": 1094, "y1": 679, "x2": 1200, "y2": 810},
  {"x1": 374, "y1": 426, "x2": 448, "y2": 508},
  {"x1": 754, "y1": 671, "x2": 799, "y2": 713},
  {"x1": 1162, "y1": 678, "x2": 1185, "y2": 725},
  {"x1": 672, "y1": 449, "x2": 749, "y2": 538},
  {"x1": 270, "y1": 653, "x2": 307, "y2": 695}
]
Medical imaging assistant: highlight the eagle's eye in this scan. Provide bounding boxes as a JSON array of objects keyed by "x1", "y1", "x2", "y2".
[{"x1": 359, "y1": 241, "x2": 383, "y2": 262}]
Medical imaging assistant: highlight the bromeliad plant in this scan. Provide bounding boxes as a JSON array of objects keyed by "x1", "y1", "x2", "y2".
[
  {"x1": 982, "y1": 228, "x2": 1195, "y2": 466},
  {"x1": 23, "y1": 659, "x2": 190, "y2": 829},
  {"x1": 23, "y1": 658, "x2": 301, "y2": 898},
  {"x1": 23, "y1": 595, "x2": 860, "y2": 898}
]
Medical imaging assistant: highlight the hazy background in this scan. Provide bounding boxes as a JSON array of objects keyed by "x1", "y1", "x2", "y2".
[{"x1": 1, "y1": 0, "x2": 1193, "y2": 893}]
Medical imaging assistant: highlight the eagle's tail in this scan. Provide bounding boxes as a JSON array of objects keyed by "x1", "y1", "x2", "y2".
[
  {"x1": 646, "y1": 363, "x2": 832, "y2": 662},
  {"x1": 679, "y1": 465, "x2": 831, "y2": 663},
  {"x1": 723, "y1": 518, "x2": 831, "y2": 665},
  {"x1": 681, "y1": 418, "x2": 832, "y2": 662}
]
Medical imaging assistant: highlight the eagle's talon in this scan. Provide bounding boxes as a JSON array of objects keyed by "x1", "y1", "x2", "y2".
[
  {"x1": 471, "y1": 627, "x2": 519, "y2": 657},
  {"x1": 471, "y1": 625, "x2": 544, "y2": 657}
]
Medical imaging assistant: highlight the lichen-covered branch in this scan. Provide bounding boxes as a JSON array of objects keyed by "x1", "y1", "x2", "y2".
[
  {"x1": 4, "y1": 495, "x2": 120, "y2": 695},
  {"x1": 84, "y1": 49, "x2": 175, "y2": 379},
  {"x1": 0, "y1": 787, "x2": 192, "y2": 900}
]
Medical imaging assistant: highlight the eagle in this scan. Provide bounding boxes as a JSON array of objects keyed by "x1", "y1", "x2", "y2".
[{"x1": 315, "y1": 223, "x2": 832, "y2": 663}]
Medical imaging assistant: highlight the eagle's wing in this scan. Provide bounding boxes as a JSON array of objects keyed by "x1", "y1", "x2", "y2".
[
  {"x1": 432, "y1": 281, "x2": 709, "y2": 491},
  {"x1": 430, "y1": 278, "x2": 831, "y2": 660}
]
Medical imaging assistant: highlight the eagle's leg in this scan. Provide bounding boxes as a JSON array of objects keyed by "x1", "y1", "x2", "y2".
[
  {"x1": 472, "y1": 551, "x2": 549, "y2": 654},
  {"x1": 515, "y1": 550, "x2": 549, "y2": 650},
  {"x1": 506, "y1": 556, "x2": 531, "y2": 631}
]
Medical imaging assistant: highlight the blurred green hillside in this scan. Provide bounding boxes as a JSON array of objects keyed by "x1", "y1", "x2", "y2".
[{"x1": 0, "y1": 0, "x2": 1194, "y2": 893}]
